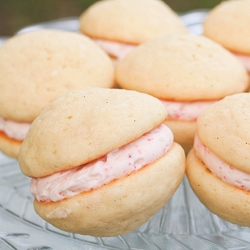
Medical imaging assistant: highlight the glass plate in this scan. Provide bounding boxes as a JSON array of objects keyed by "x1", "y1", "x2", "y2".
[{"x1": 1, "y1": 10, "x2": 250, "y2": 250}]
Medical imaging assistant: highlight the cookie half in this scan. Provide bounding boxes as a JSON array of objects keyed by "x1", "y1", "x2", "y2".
[
  {"x1": 115, "y1": 33, "x2": 249, "y2": 151},
  {"x1": 187, "y1": 93, "x2": 250, "y2": 226}
]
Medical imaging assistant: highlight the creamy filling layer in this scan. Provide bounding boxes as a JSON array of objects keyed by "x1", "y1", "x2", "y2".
[
  {"x1": 31, "y1": 124, "x2": 174, "y2": 202},
  {"x1": 232, "y1": 52, "x2": 250, "y2": 72},
  {"x1": 0, "y1": 117, "x2": 31, "y2": 141},
  {"x1": 93, "y1": 38, "x2": 136, "y2": 61},
  {"x1": 161, "y1": 100, "x2": 216, "y2": 121},
  {"x1": 194, "y1": 134, "x2": 250, "y2": 190}
]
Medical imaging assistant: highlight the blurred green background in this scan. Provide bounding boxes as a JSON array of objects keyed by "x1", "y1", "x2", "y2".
[{"x1": 0, "y1": 0, "x2": 222, "y2": 36}]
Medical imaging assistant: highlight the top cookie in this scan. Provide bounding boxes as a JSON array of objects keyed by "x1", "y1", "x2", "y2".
[
  {"x1": 115, "y1": 34, "x2": 249, "y2": 101},
  {"x1": 196, "y1": 93, "x2": 250, "y2": 174},
  {"x1": 79, "y1": 0, "x2": 187, "y2": 44},
  {"x1": 0, "y1": 30, "x2": 114, "y2": 122},
  {"x1": 19, "y1": 87, "x2": 167, "y2": 178},
  {"x1": 203, "y1": 0, "x2": 250, "y2": 54}
]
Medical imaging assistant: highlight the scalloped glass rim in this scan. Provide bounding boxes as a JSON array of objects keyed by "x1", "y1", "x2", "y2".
[{"x1": 1, "y1": 9, "x2": 250, "y2": 250}]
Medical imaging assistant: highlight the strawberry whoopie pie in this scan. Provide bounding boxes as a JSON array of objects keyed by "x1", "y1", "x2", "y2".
[
  {"x1": 115, "y1": 33, "x2": 249, "y2": 152},
  {"x1": 18, "y1": 87, "x2": 186, "y2": 237},
  {"x1": 0, "y1": 30, "x2": 114, "y2": 158},
  {"x1": 79, "y1": 0, "x2": 187, "y2": 62},
  {"x1": 187, "y1": 93, "x2": 250, "y2": 226}
]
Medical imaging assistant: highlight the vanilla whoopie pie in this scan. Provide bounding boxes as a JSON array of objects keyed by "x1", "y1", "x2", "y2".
[
  {"x1": 203, "y1": 0, "x2": 250, "y2": 74},
  {"x1": 0, "y1": 30, "x2": 114, "y2": 158},
  {"x1": 187, "y1": 93, "x2": 250, "y2": 226},
  {"x1": 79, "y1": 0, "x2": 187, "y2": 62},
  {"x1": 115, "y1": 33, "x2": 249, "y2": 152},
  {"x1": 18, "y1": 87, "x2": 186, "y2": 237}
]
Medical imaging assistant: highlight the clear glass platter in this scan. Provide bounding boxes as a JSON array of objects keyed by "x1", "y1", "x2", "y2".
[{"x1": 1, "y1": 10, "x2": 250, "y2": 250}]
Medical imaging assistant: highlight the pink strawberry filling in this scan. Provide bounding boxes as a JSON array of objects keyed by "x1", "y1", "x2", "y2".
[
  {"x1": 194, "y1": 134, "x2": 250, "y2": 190},
  {"x1": 0, "y1": 117, "x2": 31, "y2": 141},
  {"x1": 161, "y1": 100, "x2": 216, "y2": 121},
  {"x1": 93, "y1": 38, "x2": 136, "y2": 61},
  {"x1": 31, "y1": 124, "x2": 174, "y2": 202}
]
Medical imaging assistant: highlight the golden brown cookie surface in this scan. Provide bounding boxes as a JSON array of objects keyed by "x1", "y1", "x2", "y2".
[
  {"x1": 0, "y1": 30, "x2": 114, "y2": 122},
  {"x1": 79, "y1": 0, "x2": 187, "y2": 44},
  {"x1": 19, "y1": 87, "x2": 168, "y2": 177},
  {"x1": 116, "y1": 34, "x2": 249, "y2": 100}
]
